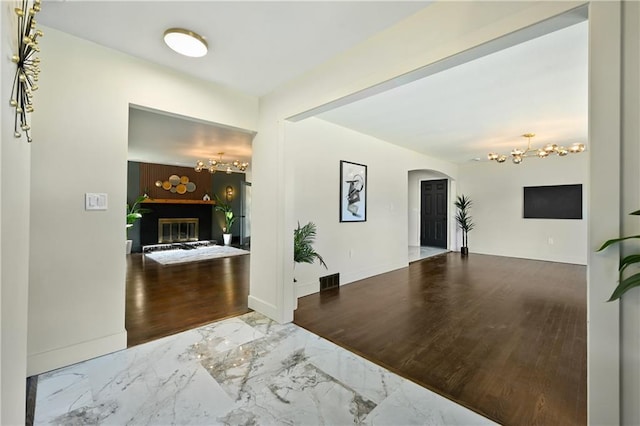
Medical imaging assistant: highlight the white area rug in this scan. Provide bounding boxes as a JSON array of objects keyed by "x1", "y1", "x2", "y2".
[{"x1": 145, "y1": 245, "x2": 249, "y2": 265}]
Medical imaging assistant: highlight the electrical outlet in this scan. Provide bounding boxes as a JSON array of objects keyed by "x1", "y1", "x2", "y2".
[{"x1": 548, "y1": 237, "x2": 554, "y2": 245}]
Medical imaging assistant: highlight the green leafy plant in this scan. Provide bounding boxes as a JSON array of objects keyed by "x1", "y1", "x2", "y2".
[
  {"x1": 214, "y1": 195, "x2": 236, "y2": 233},
  {"x1": 454, "y1": 194, "x2": 475, "y2": 250},
  {"x1": 126, "y1": 195, "x2": 151, "y2": 238},
  {"x1": 294, "y1": 222, "x2": 327, "y2": 269},
  {"x1": 597, "y1": 209, "x2": 640, "y2": 301}
]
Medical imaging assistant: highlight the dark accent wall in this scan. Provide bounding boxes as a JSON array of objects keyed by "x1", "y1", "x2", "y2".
[
  {"x1": 127, "y1": 161, "x2": 142, "y2": 251},
  {"x1": 211, "y1": 172, "x2": 246, "y2": 243},
  {"x1": 127, "y1": 161, "x2": 246, "y2": 251},
  {"x1": 139, "y1": 162, "x2": 213, "y2": 201}
]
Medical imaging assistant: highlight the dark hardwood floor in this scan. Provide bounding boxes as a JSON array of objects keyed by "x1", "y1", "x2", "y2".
[
  {"x1": 127, "y1": 250, "x2": 586, "y2": 425},
  {"x1": 294, "y1": 253, "x2": 587, "y2": 426},
  {"x1": 126, "y1": 252, "x2": 250, "y2": 347}
]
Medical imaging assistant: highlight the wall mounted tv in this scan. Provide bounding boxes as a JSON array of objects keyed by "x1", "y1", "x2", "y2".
[{"x1": 523, "y1": 184, "x2": 583, "y2": 219}]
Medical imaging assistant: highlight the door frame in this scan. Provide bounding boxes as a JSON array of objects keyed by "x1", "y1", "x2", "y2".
[{"x1": 408, "y1": 171, "x2": 456, "y2": 252}]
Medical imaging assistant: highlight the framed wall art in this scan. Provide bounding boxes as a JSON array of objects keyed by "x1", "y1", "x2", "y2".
[{"x1": 340, "y1": 160, "x2": 367, "y2": 222}]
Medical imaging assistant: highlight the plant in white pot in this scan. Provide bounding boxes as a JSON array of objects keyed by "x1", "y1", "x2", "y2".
[
  {"x1": 454, "y1": 194, "x2": 474, "y2": 257},
  {"x1": 126, "y1": 194, "x2": 150, "y2": 254},
  {"x1": 214, "y1": 195, "x2": 236, "y2": 246}
]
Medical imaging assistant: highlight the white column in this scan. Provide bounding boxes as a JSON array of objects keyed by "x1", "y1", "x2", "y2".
[{"x1": 588, "y1": 1, "x2": 622, "y2": 424}]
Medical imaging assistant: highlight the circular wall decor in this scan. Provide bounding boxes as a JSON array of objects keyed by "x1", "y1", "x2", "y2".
[
  {"x1": 158, "y1": 174, "x2": 196, "y2": 194},
  {"x1": 168, "y1": 175, "x2": 180, "y2": 185}
]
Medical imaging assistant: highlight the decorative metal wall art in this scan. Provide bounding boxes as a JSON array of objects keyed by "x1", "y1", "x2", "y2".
[
  {"x1": 155, "y1": 175, "x2": 196, "y2": 194},
  {"x1": 10, "y1": 0, "x2": 43, "y2": 143}
]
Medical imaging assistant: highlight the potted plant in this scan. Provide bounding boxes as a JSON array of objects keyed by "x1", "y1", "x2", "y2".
[
  {"x1": 214, "y1": 195, "x2": 236, "y2": 245},
  {"x1": 294, "y1": 222, "x2": 327, "y2": 281},
  {"x1": 454, "y1": 194, "x2": 474, "y2": 256},
  {"x1": 126, "y1": 194, "x2": 150, "y2": 254},
  {"x1": 597, "y1": 208, "x2": 640, "y2": 301}
]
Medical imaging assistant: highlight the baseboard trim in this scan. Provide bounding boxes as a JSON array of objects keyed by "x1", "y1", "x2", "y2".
[
  {"x1": 248, "y1": 295, "x2": 284, "y2": 323},
  {"x1": 470, "y1": 249, "x2": 587, "y2": 266},
  {"x1": 27, "y1": 330, "x2": 127, "y2": 376},
  {"x1": 296, "y1": 262, "x2": 408, "y2": 298},
  {"x1": 295, "y1": 280, "x2": 318, "y2": 298},
  {"x1": 340, "y1": 262, "x2": 406, "y2": 287}
]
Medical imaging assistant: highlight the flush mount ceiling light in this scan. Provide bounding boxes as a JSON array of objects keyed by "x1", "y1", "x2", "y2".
[
  {"x1": 488, "y1": 133, "x2": 586, "y2": 165},
  {"x1": 163, "y1": 28, "x2": 208, "y2": 57}
]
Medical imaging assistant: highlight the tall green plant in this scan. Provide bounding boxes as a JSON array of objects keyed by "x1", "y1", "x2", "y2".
[
  {"x1": 214, "y1": 195, "x2": 236, "y2": 233},
  {"x1": 454, "y1": 194, "x2": 475, "y2": 248},
  {"x1": 597, "y1": 209, "x2": 640, "y2": 301},
  {"x1": 126, "y1": 195, "x2": 151, "y2": 238},
  {"x1": 294, "y1": 222, "x2": 327, "y2": 268}
]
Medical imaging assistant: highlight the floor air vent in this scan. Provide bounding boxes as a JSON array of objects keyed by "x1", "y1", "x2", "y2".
[{"x1": 319, "y1": 273, "x2": 340, "y2": 291}]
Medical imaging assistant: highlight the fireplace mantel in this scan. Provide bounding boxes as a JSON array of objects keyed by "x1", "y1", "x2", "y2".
[{"x1": 142, "y1": 198, "x2": 215, "y2": 205}]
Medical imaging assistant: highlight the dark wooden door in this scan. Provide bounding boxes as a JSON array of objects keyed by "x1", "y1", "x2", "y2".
[{"x1": 420, "y1": 179, "x2": 448, "y2": 248}]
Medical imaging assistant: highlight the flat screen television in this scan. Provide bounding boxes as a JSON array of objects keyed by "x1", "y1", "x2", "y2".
[{"x1": 523, "y1": 184, "x2": 583, "y2": 219}]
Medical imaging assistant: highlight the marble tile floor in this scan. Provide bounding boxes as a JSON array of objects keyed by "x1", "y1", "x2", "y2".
[
  {"x1": 408, "y1": 246, "x2": 449, "y2": 263},
  {"x1": 34, "y1": 312, "x2": 495, "y2": 425}
]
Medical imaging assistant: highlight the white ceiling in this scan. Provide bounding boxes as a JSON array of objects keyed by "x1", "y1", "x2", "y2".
[
  {"x1": 39, "y1": 2, "x2": 587, "y2": 167},
  {"x1": 128, "y1": 106, "x2": 255, "y2": 168},
  {"x1": 317, "y1": 20, "x2": 588, "y2": 164},
  {"x1": 38, "y1": 1, "x2": 431, "y2": 97}
]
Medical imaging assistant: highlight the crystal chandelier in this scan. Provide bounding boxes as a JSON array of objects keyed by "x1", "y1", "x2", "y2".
[
  {"x1": 488, "y1": 133, "x2": 586, "y2": 164},
  {"x1": 194, "y1": 152, "x2": 249, "y2": 174}
]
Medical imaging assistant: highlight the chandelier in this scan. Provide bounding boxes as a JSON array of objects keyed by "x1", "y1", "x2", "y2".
[
  {"x1": 194, "y1": 152, "x2": 249, "y2": 174},
  {"x1": 488, "y1": 133, "x2": 586, "y2": 164}
]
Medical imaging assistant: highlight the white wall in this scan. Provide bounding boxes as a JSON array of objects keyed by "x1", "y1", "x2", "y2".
[
  {"x1": 254, "y1": 3, "x2": 621, "y2": 422},
  {"x1": 252, "y1": 1, "x2": 586, "y2": 324},
  {"x1": 1, "y1": 1, "x2": 31, "y2": 423},
  {"x1": 407, "y1": 170, "x2": 455, "y2": 248},
  {"x1": 27, "y1": 27, "x2": 258, "y2": 375},
  {"x1": 621, "y1": 1, "x2": 640, "y2": 423},
  {"x1": 587, "y1": 3, "x2": 623, "y2": 423},
  {"x1": 0, "y1": 1, "x2": 627, "y2": 423},
  {"x1": 457, "y1": 154, "x2": 588, "y2": 265},
  {"x1": 290, "y1": 118, "x2": 457, "y2": 298}
]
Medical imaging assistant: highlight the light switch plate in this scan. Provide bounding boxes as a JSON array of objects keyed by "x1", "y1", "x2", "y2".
[{"x1": 85, "y1": 193, "x2": 108, "y2": 210}]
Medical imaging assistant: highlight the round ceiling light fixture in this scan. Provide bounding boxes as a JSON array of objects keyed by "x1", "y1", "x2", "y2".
[{"x1": 163, "y1": 28, "x2": 208, "y2": 57}]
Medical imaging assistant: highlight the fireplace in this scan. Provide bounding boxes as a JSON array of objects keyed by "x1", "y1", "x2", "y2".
[
  {"x1": 139, "y1": 203, "x2": 213, "y2": 251},
  {"x1": 158, "y1": 218, "x2": 199, "y2": 243}
]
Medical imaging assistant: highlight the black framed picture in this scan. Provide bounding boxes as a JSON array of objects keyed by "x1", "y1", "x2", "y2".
[{"x1": 340, "y1": 160, "x2": 367, "y2": 222}]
